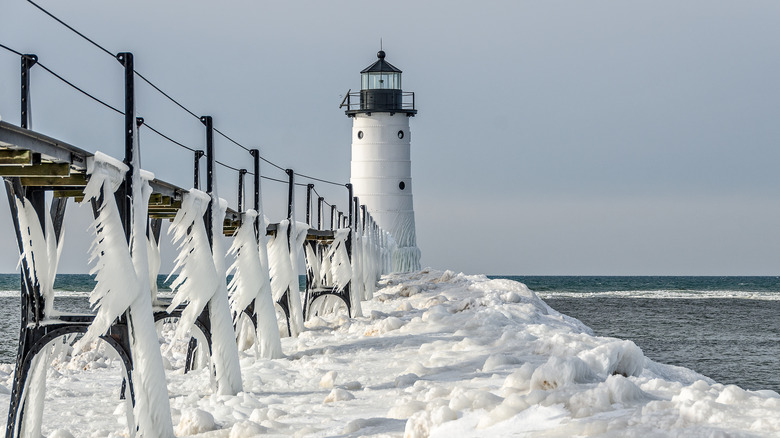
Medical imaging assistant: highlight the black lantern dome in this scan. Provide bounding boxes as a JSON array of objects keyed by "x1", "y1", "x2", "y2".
[{"x1": 342, "y1": 51, "x2": 416, "y2": 116}]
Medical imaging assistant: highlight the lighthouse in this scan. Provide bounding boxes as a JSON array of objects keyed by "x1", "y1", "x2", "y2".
[{"x1": 341, "y1": 50, "x2": 421, "y2": 272}]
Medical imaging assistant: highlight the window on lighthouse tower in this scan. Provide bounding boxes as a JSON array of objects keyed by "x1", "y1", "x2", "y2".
[{"x1": 362, "y1": 72, "x2": 401, "y2": 90}]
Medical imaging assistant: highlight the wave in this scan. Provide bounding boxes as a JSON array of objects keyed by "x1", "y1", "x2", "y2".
[{"x1": 537, "y1": 289, "x2": 780, "y2": 300}]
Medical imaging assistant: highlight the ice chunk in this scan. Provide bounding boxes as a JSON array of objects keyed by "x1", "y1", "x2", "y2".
[
  {"x1": 577, "y1": 339, "x2": 645, "y2": 377},
  {"x1": 175, "y1": 409, "x2": 216, "y2": 435},
  {"x1": 47, "y1": 430, "x2": 75, "y2": 438},
  {"x1": 320, "y1": 370, "x2": 338, "y2": 388},
  {"x1": 229, "y1": 421, "x2": 267, "y2": 437},
  {"x1": 404, "y1": 411, "x2": 431, "y2": 438},
  {"x1": 324, "y1": 388, "x2": 355, "y2": 403},
  {"x1": 530, "y1": 356, "x2": 597, "y2": 390}
]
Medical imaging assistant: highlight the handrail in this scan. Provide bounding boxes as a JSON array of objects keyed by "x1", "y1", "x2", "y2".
[{"x1": 340, "y1": 91, "x2": 416, "y2": 112}]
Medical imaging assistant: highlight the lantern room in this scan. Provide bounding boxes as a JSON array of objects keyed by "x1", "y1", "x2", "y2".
[{"x1": 342, "y1": 50, "x2": 416, "y2": 115}]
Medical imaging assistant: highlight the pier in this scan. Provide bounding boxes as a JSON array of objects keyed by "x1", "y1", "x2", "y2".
[{"x1": 1, "y1": 31, "x2": 393, "y2": 438}]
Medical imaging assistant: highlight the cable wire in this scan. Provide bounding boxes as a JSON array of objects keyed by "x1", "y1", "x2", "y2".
[
  {"x1": 0, "y1": 42, "x2": 23, "y2": 57},
  {"x1": 294, "y1": 171, "x2": 346, "y2": 187},
  {"x1": 312, "y1": 187, "x2": 333, "y2": 207},
  {"x1": 19, "y1": 3, "x2": 351, "y2": 188},
  {"x1": 27, "y1": 0, "x2": 115, "y2": 59},
  {"x1": 214, "y1": 128, "x2": 250, "y2": 153},
  {"x1": 143, "y1": 123, "x2": 196, "y2": 152},
  {"x1": 2, "y1": 43, "x2": 124, "y2": 116},
  {"x1": 135, "y1": 71, "x2": 200, "y2": 120},
  {"x1": 261, "y1": 175, "x2": 288, "y2": 184}
]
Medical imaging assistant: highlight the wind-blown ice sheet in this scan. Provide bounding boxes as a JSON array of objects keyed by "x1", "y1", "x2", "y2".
[{"x1": 0, "y1": 270, "x2": 777, "y2": 437}]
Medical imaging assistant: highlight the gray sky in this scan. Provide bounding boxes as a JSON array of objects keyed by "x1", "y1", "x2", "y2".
[{"x1": 1, "y1": 0, "x2": 780, "y2": 275}]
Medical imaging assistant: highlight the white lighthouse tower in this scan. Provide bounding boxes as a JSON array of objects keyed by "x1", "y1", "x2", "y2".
[{"x1": 342, "y1": 50, "x2": 421, "y2": 272}]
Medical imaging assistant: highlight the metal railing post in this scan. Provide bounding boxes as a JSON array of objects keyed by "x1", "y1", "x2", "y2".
[
  {"x1": 238, "y1": 169, "x2": 247, "y2": 213},
  {"x1": 353, "y1": 197, "x2": 359, "y2": 231},
  {"x1": 250, "y1": 149, "x2": 260, "y2": 241},
  {"x1": 361, "y1": 205, "x2": 367, "y2": 234},
  {"x1": 317, "y1": 197, "x2": 324, "y2": 230},
  {"x1": 306, "y1": 184, "x2": 314, "y2": 227},
  {"x1": 200, "y1": 115, "x2": 214, "y2": 248},
  {"x1": 346, "y1": 183, "x2": 353, "y2": 229},
  {"x1": 117, "y1": 52, "x2": 135, "y2": 242},
  {"x1": 286, "y1": 169, "x2": 294, "y2": 221},
  {"x1": 194, "y1": 150, "x2": 204, "y2": 189},
  {"x1": 20, "y1": 54, "x2": 37, "y2": 130}
]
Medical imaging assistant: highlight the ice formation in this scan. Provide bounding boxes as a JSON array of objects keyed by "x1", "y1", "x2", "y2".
[
  {"x1": 288, "y1": 221, "x2": 309, "y2": 335},
  {"x1": 78, "y1": 153, "x2": 138, "y2": 345},
  {"x1": 13, "y1": 193, "x2": 61, "y2": 318},
  {"x1": 266, "y1": 220, "x2": 306, "y2": 337},
  {"x1": 304, "y1": 240, "x2": 322, "y2": 289},
  {"x1": 208, "y1": 197, "x2": 244, "y2": 395},
  {"x1": 256, "y1": 213, "x2": 283, "y2": 357},
  {"x1": 79, "y1": 151, "x2": 174, "y2": 437},
  {"x1": 126, "y1": 168, "x2": 176, "y2": 437},
  {"x1": 147, "y1": 228, "x2": 161, "y2": 303},
  {"x1": 166, "y1": 189, "x2": 243, "y2": 395},
  {"x1": 351, "y1": 229, "x2": 365, "y2": 307},
  {"x1": 227, "y1": 209, "x2": 283, "y2": 359},
  {"x1": 166, "y1": 189, "x2": 218, "y2": 339},
  {"x1": 361, "y1": 221, "x2": 378, "y2": 299},
  {"x1": 18, "y1": 344, "x2": 52, "y2": 437},
  {"x1": 6, "y1": 269, "x2": 779, "y2": 437},
  {"x1": 325, "y1": 229, "x2": 352, "y2": 293}
]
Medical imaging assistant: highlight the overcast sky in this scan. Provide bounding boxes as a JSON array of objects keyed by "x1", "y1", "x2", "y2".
[{"x1": 2, "y1": 0, "x2": 780, "y2": 275}]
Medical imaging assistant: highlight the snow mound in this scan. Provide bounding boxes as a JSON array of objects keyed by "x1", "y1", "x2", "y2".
[
  {"x1": 175, "y1": 409, "x2": 216, "y2": 435},
  {"x1": 4, "y1": 269, "x2": 779, "y2": 437},
  {"x1": 229, "y1": 420, "x2": 267, "y2": 437},
  {"x1": 531, "y1": 356, "x2": 598, "y2": 390},
  {"x1": 323, "y1": 388, "x2": 355, "y2": 403}
]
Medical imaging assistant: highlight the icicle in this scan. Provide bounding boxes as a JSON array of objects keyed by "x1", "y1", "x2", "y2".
[
  {"x1": 44, "y1": 201, "x2": 61, "y2": 316},
  {"x1": 128, "y1": 156, "x2": 175, "y2": 437},
  {"x1": 166, "y1": 189, "x2": 218, "y2": 338},
  {"x1": 266, "y1": 220, "x2": 305, "y2": 337},
  {"x1": 76, "y1": 153, "x2": 138, "y2": 346},
  {"x1": 255, "y1": 213, "x2": 282, "y2": 357},
  {"x1": 147, "y1": 231, "x2": 161, "y2": 304},
  {"x1": 267, "y1": 220, "x2": 294, "y2": 303},
  {"x1": 351, "y1": 228, "x2": 365, "y2": 304},
  {"x1": 18, "y1": 343, "x2": 52, "y2": 437},
  {"x1": 14, "y1": 197, "x2": 51, "y2": 315},
  {"x1": 227, "y1": 210, "x2": 282, "y2": 359},
  {"x1": 324, "y1": 228, "x2": 361, "y2": 317},
  {"x1": 304, "y1": 242, "x2": 321, "y2": 289},
  {"x1": 12, "y1": 200, "x2": 61, "y2": 436},
  {"x1": 79, "y1": 151, "x2": 175, "y2": 437},
  {"x1": 320, "y1": 244, "x2": 332, "y2": 287},
  {"x1": 209, "y1": 197, "x2": 243, "y2": 395},
  {"x1": 362, "y1": 223, "x2": 377, "y2": 300},
  {"x1": 325, "y1": 229, "x2": 352, "y2": 293},
  {"x1": 286, "y1": 221, "x2": 308, "y2": 335}
]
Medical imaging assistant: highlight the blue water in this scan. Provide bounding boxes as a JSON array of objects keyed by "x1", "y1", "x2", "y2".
[{"x1": 0, "y1": 274, "x2": 778, "y2": 392}]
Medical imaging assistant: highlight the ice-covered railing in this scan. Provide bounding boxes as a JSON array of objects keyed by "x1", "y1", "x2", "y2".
[
  {"x1": 1, "y1": 35, "x2": 410, "y2": 437},
  {"x1": 166, "y1": 189, "x2": 242, "y2": 395},
  {"x1": 227, "y1": 210, "x2": 282, "y2": 359},
  {"x1": 80, "y1": 151, "x2": 175, "y2": 436}
]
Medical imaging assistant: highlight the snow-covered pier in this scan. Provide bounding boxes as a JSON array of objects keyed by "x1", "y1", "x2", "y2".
[{"x1": 0, "y1": 49, "x2": 394, "y2": 437}]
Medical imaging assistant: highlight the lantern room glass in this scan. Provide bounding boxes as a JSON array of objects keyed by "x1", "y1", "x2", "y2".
[{"x1": 361, "y1": 72, "x2": 401, "y2": 90}]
